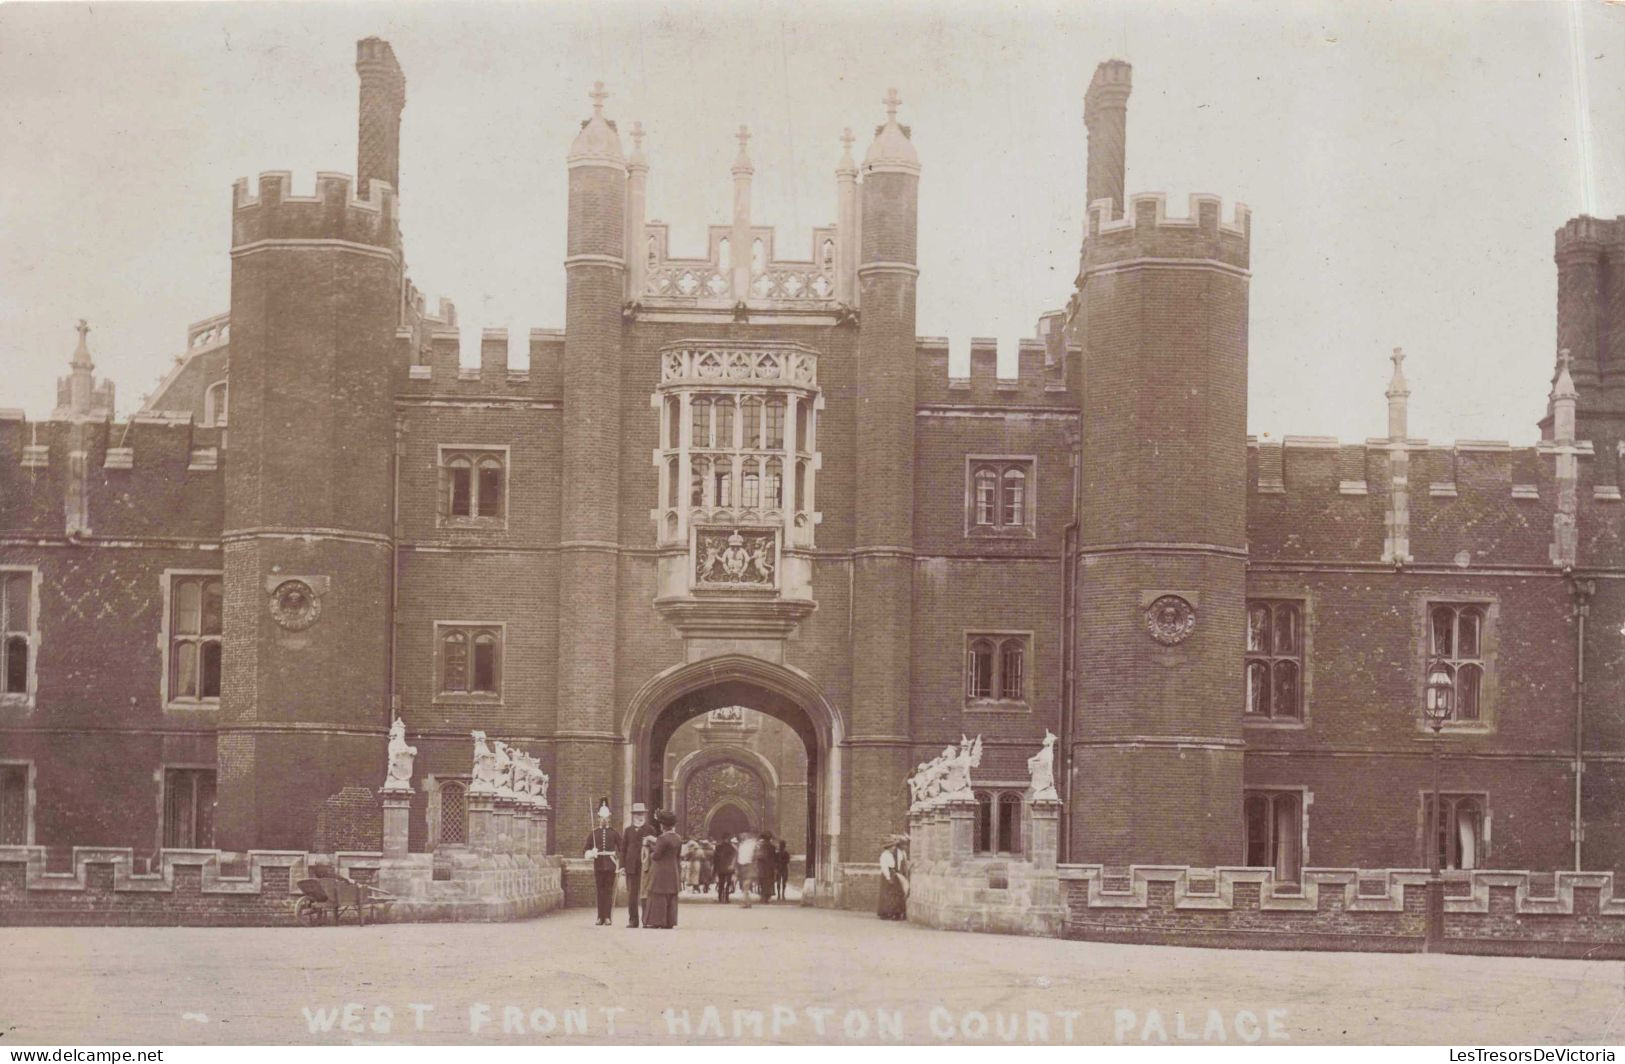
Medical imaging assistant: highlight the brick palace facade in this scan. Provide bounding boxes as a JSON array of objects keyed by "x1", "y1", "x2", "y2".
[{"x1": 2, "y1": 40, "x2": 1622, "y2": 906}]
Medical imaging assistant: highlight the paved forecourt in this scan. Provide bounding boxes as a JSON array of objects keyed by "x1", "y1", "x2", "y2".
[{"x1": 0, "y1": 901, "x2": 1620, "y2": 1045}]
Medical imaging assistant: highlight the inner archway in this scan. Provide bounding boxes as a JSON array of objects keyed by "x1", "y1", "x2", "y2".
[
  {"x1": 704, "y1": 799, "x2": 755, "y2": 840},
  {"x1": 621, "y1": 655, "x2": 843, "y2": 887}
]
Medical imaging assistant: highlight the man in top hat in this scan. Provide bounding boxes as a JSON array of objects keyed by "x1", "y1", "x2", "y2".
[
  {"x1": 618, "y1": 801, "x2": 656, "y2": 927},
  {"x1": 584, "y1": 798, "x2": 621, "y2": 926}
]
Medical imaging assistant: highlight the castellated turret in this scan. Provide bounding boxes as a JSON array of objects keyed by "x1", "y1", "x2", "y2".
[
  {"x1": 554, "y1": 83, "x2": 628, "y2": 843},
  {"x1": 1545, "y1": 215, "x2": 1625, "y2": 483},
  {"x1": 214, "y1": 45, "x2": 405, "y2": 850},
  {"x1": 1068, "y1": 61, "x2": 1252, "y2": 866},
  {"x1": 848, "y1": 89, "x2": 922, "y2": 862}
]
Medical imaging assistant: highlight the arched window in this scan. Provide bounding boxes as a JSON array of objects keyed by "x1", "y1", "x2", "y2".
[
  {"x1": 715, "y1": 397, "x2": 735, "y2": 450},
  {"x1": 967, "y1": 639, "x2": 995, "y2": 699},
  {"x1": 968, "y1": 459, "x2": 1034, "y2": 533},
  {"x1": 1426, "y1": 794, "x2": 1486, "y2": 870},
  {"x1": 1243, "y1": 790, "x2": 1302, "y2": 882},
  {"x1": 204, "y1": 381, "x2": 228, "y2": 428},
  {"x1": 1001, "y1": 468, "x2": 1026, "y2": 526},
  {"x1": 974, "y1": 790, "x2": 1025, "y2": 855},
  {"x1": 718, "y1": 237, "x2": 730, "y2": 271},
  {"x1": 442, "y1": 449, "x2": 507, "y2": 524},
  {"x1": 742, "y1": 397, "x2": 764, "y2": 449},
  {"x1": 476, "y1": 456, "x2": 503, "y2": 518},
  {"x1": 1428, "y1": 604, "x2": 1487, "y2": 722},
  {"x1": 691, "y1": 397, "x2": 711, "y2": 449},
  {"x1": 1245, "y1": 600, "x2": 1303, "y2": 720},
  {"x1": 690, "y1": 457, "x2": 709, "y2": 508},
  {"x1": 967, "y1": 633, "x2": 1030, "y2": 704},
  {"x1": 997, "y1": 794, "x2": 1023, "y2": 855},
  {"x1": 741, "y1": 458, "x2": 761, "y2": 509},
  {"x1": 2, "y1": 571, "x2": 32, "y2": 699},
  {"x1": 665, "y1": 396, "x2": 680, "y2": 448},
  {"x1": 666, "y1": 457, "x2": 679, "y2": 508},
  {"x1": 765, "y1": 399, "x2": 786, "y2": 449},
  {"x1": 794, "y1": 460, "x2": 806, "y2": 511},
  {"x1": 974, "y1": 791, "x2": 993, "y2": 853},
  {"x1": 796, "y1": 401, "x2": 810, "y2": 452},
  {"x1": 167, "y1": 574, "x2": 222, "y2": 703},
  {"x1": 973, "y1": 467, "x2": 998, "y2": 526},
  {"x1": 714, "y1": 462, "x2": 733, "y2": 508},
  {"x1": 999, "y1": 639, "x2": 1025, "y2": 701},
  {"x1": 821, "y1": 238, "x2": 835, "y2": 270},
  {"x1": 439, "y1": 625, "x2": 502, "y2": 697},
  {"x1": 439, "y1": 781, "x2": 468, "y2": 846},
  {"x1": 765, "y1": 458, "x2": 783, "y2": 509},
  {"x1": 447, "y1": 456, "x2": 472, "y2": 517}
]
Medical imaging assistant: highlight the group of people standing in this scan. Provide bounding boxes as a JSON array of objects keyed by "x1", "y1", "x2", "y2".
[{"x1": 585, "y1": 800, "x2": 795, "y2": 930}]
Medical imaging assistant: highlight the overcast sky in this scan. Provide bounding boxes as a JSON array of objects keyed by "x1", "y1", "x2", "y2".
[{"x1": 2, "y1": 0, "x2": 1623, "y2": 444}]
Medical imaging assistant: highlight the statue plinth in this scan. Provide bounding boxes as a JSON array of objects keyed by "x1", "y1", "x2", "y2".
[
  {"x1": 381, "y1": 789, "x2": 412, "y2": 859},
  {"x1": 466, "y1": 788, "x2": 496, "y2": 855},
  {"x1": 945, "y1": 798, "x2": 979, "y2": 864},
  {"x1": 1025, "y1": 797, "x2": 1062, "y2": 870}
]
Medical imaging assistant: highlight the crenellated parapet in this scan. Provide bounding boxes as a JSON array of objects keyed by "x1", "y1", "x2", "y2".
[
  {"x1": 915, "y1": 334, "x2": 1075, "y2": 407},
  {"x1": 1555, "y1": 213, "x2": 1625, "y2": 256},
  {"x1": 1079, "y1": 193, "x2": 1250, "y2": 278},
  {"x1": 398, "y1": 325, "x2": 564, "y2": 400},
  {"x1": 231, "y1": 171, "x2": 399, "y2": 252}
]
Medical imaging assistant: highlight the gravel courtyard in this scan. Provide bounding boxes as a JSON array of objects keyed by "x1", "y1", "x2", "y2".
[{"x1": 1, "y1": 901, "x2": 1620, "y2": 1045}]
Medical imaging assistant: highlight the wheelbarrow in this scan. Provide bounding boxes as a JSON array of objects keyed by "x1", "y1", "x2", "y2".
[{"x1": 294, "y1": 875, "x2": 396, "y2": 926}]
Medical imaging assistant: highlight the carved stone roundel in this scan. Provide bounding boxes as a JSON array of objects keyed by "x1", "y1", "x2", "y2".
[
  {"x1": 1146, "y1": 595, "x2": 1196, "y2": 646},
  {"x1": 270, "y1": 579, "x2": 322, "y2": 631}
]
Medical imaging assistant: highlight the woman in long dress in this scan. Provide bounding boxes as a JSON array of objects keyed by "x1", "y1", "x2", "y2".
[
  {"x1": 645, "y1": 811, "x2": 683, "y2": 929},
  {"x1": 877, "y1": 834, "x2": 909, "y2": 920},
  {"x1": 682, "y1": 838, "x2": 703, "y2": 893}
]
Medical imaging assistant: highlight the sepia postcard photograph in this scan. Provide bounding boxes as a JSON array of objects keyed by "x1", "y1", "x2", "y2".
[{"x1": 1, "y1": 0, "x2": 1624, "y2": 1053}]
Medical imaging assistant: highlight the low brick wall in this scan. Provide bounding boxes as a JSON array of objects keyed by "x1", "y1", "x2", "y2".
[
  {"x1": 1061, "y1": 866, "x2": 1625, "y2": 959},
  {"x1": 0, "y1": 845, "x2": 564, "y2": 926},
  {"x1": 0, "y1": 847, "x2": 319, "y2": 926}
]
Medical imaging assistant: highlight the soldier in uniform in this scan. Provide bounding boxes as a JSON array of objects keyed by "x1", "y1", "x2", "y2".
[
  {"x1": 617, "y1": 801, "x2": 655, "y2": 927},
  {"x1": 584, "y1": 799, "x2": 621, "y2": 926}
]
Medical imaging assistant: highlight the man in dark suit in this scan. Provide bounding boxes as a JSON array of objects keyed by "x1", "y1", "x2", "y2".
[
  {"x1": 617, "y1": 802, "x2": 655, "y2": 927},
  {"x1": 712, "y1": 835, "x2": 737, "y2": 903},
  {"x1": 584, "y1": 799, "x2": 621, "y2": 926}
]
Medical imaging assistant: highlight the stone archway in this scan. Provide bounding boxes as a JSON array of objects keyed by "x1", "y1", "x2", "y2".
[
  {"x1": 702, "y1": 797, "x2": 756, "y2": 840},
  {"x1": 620, "y1": 654, "x2": 843, "y2": 885},
  {"x1": 668, "y1": 742, "x2": 782, "y2": 840}
]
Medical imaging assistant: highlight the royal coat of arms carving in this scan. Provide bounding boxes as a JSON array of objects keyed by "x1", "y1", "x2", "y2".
[{"x1": 695, "y1": 528, "x2": 777, "y2": 588}]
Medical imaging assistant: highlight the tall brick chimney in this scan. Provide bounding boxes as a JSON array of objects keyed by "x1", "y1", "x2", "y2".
[
  {"x1": 1084, "y1": 60, "x2": 1132, "y2": 218},
  {"x1": 355, "y1": 37, "x2": 405, "y2": 196}
]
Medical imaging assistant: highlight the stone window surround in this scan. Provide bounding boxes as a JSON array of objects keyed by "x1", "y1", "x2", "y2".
[
  {"x1": 203, "y1": 380, "x2": 228, "y2": 429},
  {"x1": 964, "y1": 629, "x2": 1033, "y2": 711},
  {"x1": 1419, "y1": 790, "x2": 1491, "y2": 871},
  {"x1": 0, "y1": 565, "x2": 40, "y2": 709},
  {"x1": 973, "y1": 784, "x2": 1027, "y2": 855},
  {"x1": 1416, "y1": 595, "x2": 1499, "y2": 734},
  {"x1": 159, "y1": 568, "x2": 223, "y2": 711},
  {"x1": 964, "y1": 455, "x2": 1037, "y2": 538},
  {"x1": 156, "y1": 762, "x2": 216, "y2": 854},
  {"x1": 433, "y1": 620, "x2": 505, "y2": 704},
  {"x1": 426, "y1": 774, "x2": 473, "y2": 851},
  {"x1": 1244, "y1": 785, "x2": 1311, "y2": 886},
  {"x1": 0, "y1": 759, "x2": 35, "y2": 846},
  {"x1": 1244, "y1": 595, "x2": 1313, "y2": 730},
  {"x1": 437, "y1": 444, "x2": 511, "y2": 530}
]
